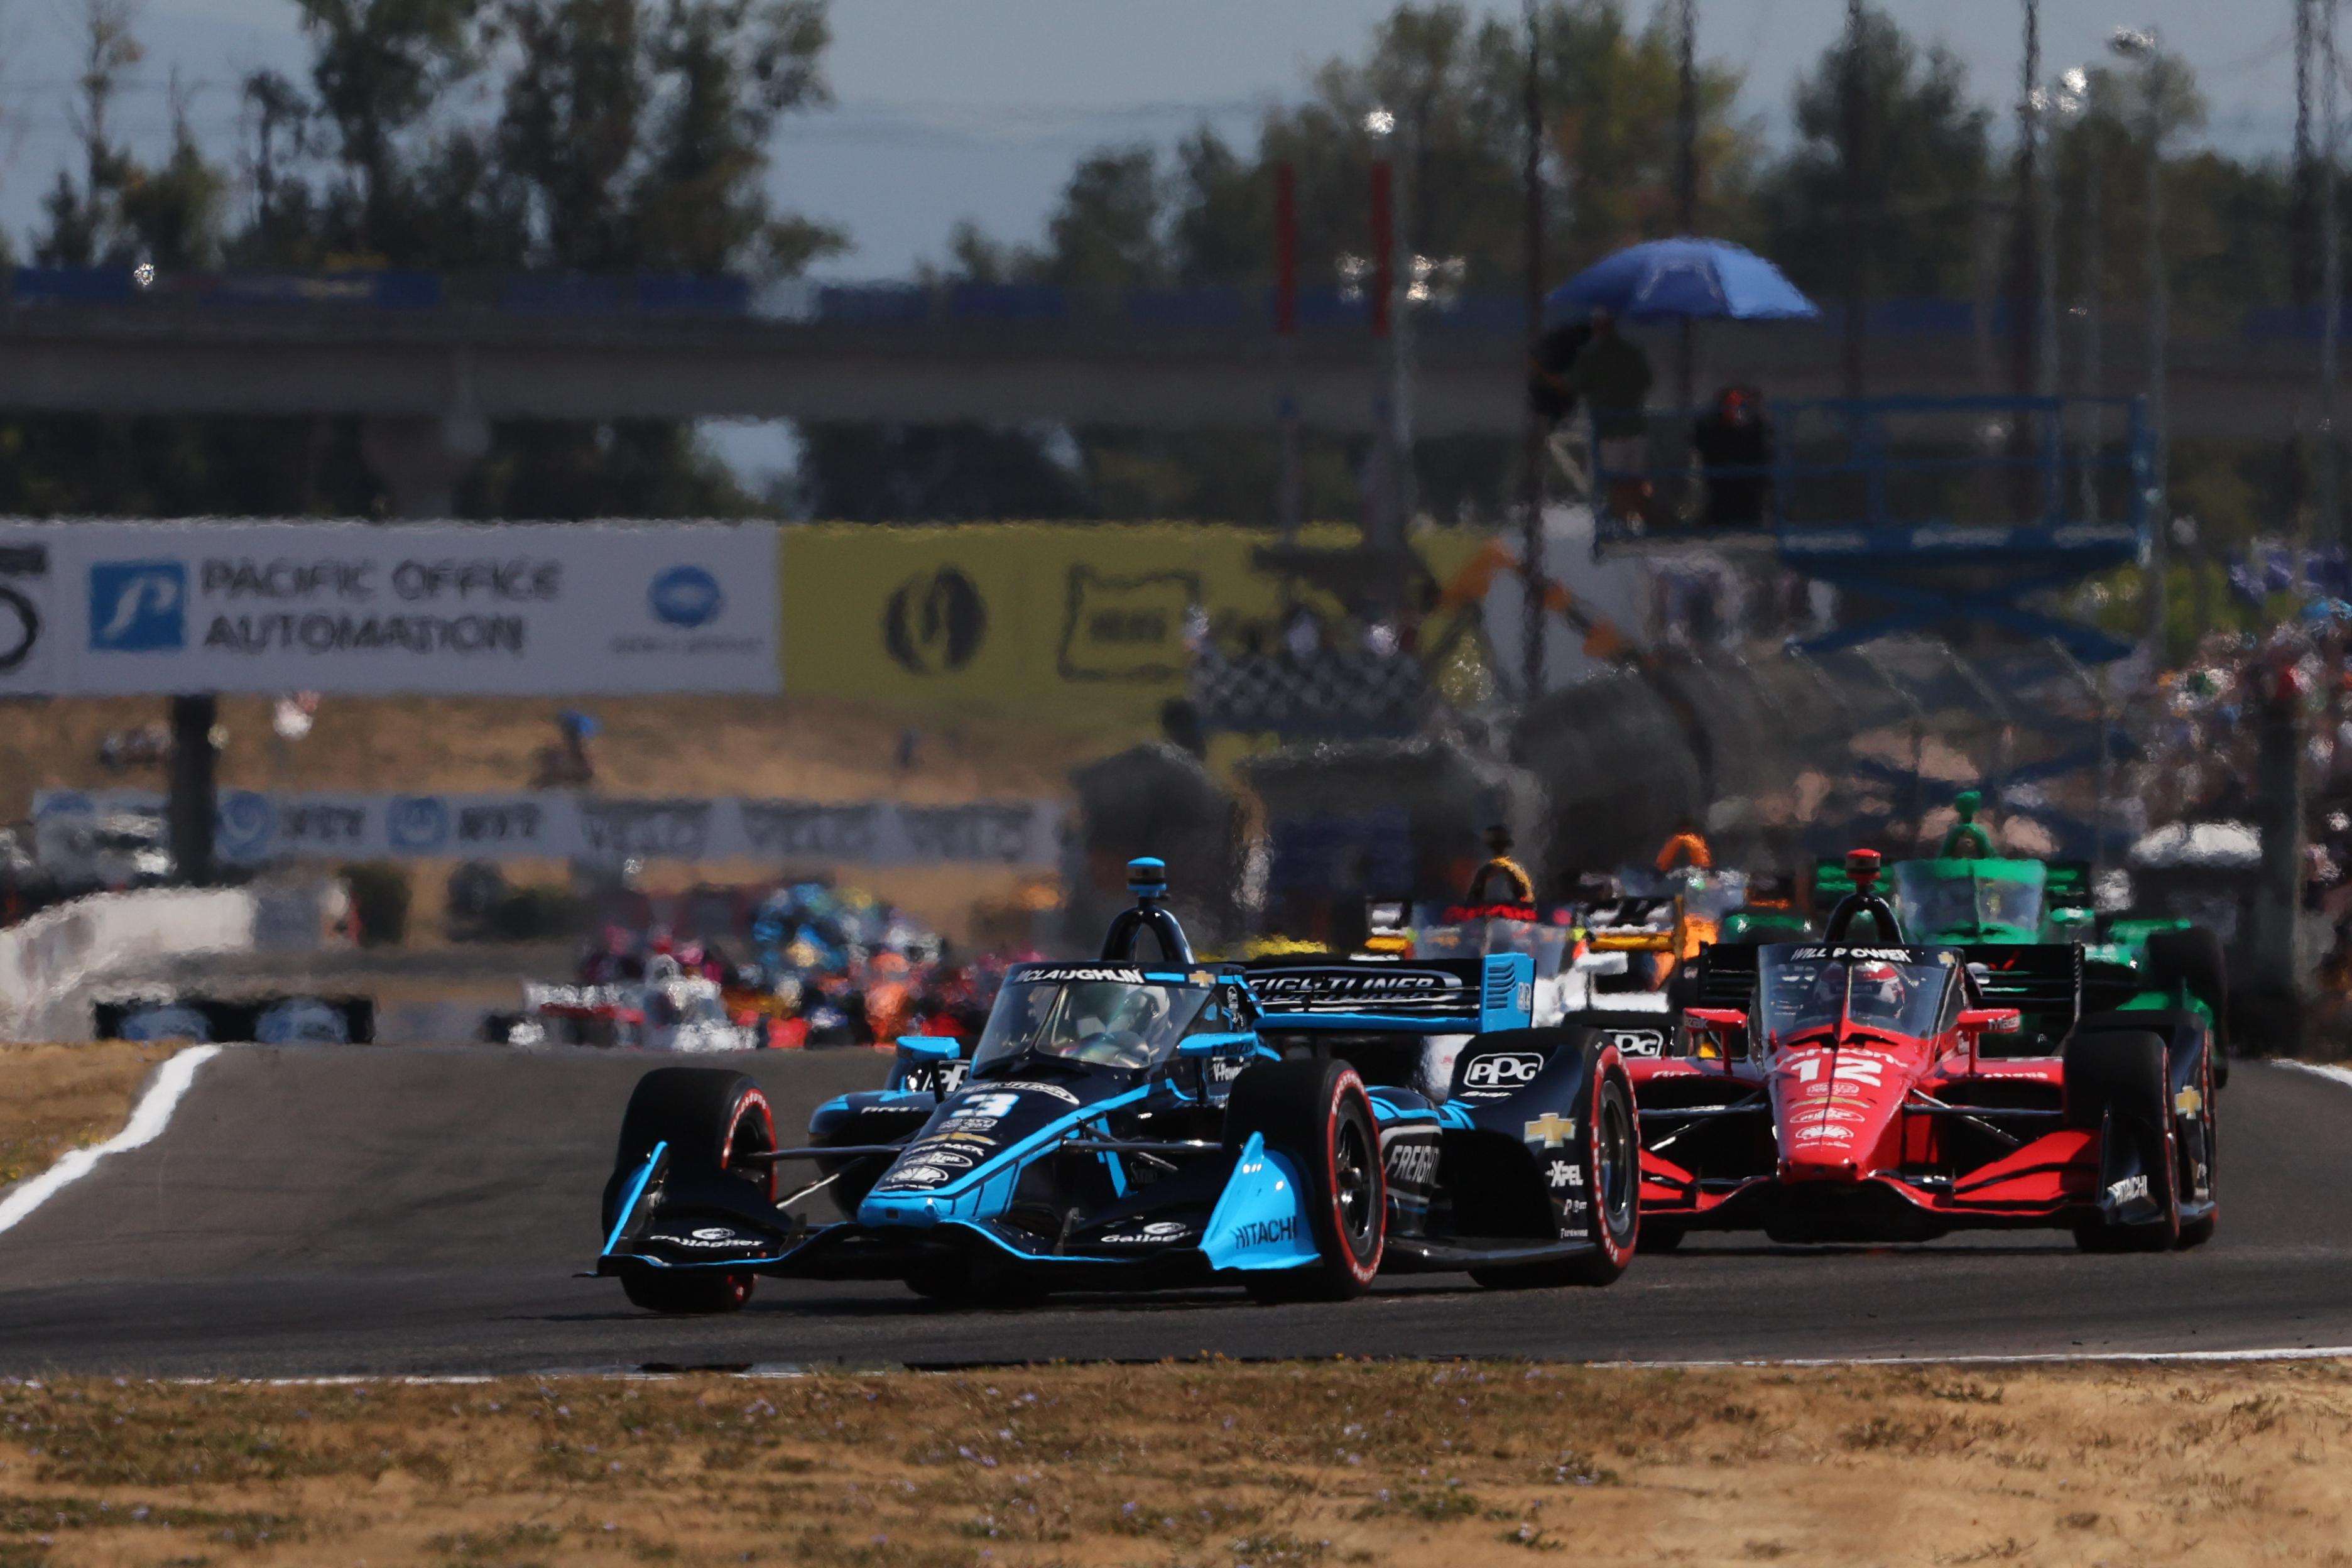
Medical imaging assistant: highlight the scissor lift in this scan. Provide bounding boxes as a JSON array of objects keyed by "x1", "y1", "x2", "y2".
[
  {"x1": 1595, "y1": 393, "x2": 2150, "y2": 656},
  {"x1": 1592, "y1": 394, "x2": 2151, "y2": 860}
]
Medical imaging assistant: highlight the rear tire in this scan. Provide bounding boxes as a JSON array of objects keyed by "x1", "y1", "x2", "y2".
[
  {"x1": 602, "y1": 1068, "x2": 776, "y2": 1314},
  {"x1": 2145, "y1": 926, "x2": 2230, "y2": 1082},
  {"x1": 2064, "y1": 1031, "x2": 2180, "y2": 1253},
  {"x1": 1226, "y1": 1059, "x2": 1385, "y2": 1303}
]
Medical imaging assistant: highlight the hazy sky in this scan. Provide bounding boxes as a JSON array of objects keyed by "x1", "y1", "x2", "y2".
[{"x1": 0, "y1": 1, "x2": 2307, "y2": 275}]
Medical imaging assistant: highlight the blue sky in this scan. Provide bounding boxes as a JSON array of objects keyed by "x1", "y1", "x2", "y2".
[
  {"x1": 0, "y1": 1, "x2": 2307, "y2": 276},
  {"x1": 0, "y1": 1, "x2": 2306, "y2": 487}
]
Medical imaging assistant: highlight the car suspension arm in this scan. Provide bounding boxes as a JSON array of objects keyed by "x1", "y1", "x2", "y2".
[{"x1": 738, "y1": 1144, "x2": 908, "y2": 1162}]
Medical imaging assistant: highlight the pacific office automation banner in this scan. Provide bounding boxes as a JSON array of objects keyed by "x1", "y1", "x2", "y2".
[
  {"x1": 33, "y1": 791, "x2": 1064, "y2": 868},
  {"x1": 0, "y1": 521, "x2": 778, "y2": 695}
]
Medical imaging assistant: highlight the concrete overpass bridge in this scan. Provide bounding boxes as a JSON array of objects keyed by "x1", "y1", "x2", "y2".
[{"x1": 0, "y1": 275, "x2": 2333, "y2": 513}]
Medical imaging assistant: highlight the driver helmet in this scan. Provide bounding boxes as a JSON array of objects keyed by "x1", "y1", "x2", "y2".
[
  {"x1": 1851, "y1": 960, "x2": 1908, "y2": 1018},
  {"x1": 1108, "y1": 988, "x2": 1168, "y2": 1036}
]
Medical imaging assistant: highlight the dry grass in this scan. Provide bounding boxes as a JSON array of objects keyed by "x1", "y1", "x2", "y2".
[
  {"x1": 0, "y1": 695, "x2": 1104, "y2": 820},
  {"x1": 0, "y1": 1359, "x2": 2345, "y2": 1565},
  {"x1": 0, "y1": 1044, "x2": 172, "y2": 1187}
]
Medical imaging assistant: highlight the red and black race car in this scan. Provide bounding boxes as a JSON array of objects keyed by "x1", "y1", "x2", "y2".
[{"x1": 1628, "y1": 855, "x2": 2218, "y2": 1252}]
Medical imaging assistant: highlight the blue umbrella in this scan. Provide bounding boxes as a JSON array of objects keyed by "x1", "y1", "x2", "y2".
[{"x1": 1547, "y1": 237, "x2": 1818, "y2": 324}]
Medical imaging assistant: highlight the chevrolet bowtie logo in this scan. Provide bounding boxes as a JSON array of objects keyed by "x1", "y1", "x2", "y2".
[{"x1": 1523, "y1": 1113, "x2": 1576, "y2": 1147}]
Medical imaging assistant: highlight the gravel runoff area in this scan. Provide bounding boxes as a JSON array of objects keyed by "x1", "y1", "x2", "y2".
[{"x1": 0, "y1": 1358, "x2": 2344, "y2": 1565}]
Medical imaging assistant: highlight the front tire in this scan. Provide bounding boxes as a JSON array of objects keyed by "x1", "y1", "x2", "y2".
[
  {"x1": 602, "y1": 1068, "x2": 777, "y2": 1314},
  {"x1": 619, "y1": 1264, "x2": 754, "y2": 1314},
  {"x1": 1226, "y1": 1059, "x2": 1385, "y2": 1303},
  {"x1": 2065, "y1": 1031, "x2": 2180, "y2": 1253}
]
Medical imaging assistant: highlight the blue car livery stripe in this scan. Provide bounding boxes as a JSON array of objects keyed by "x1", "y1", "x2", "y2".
[{"x1": 601, "y1": 1141, "x2": 667, "y2": 1257}]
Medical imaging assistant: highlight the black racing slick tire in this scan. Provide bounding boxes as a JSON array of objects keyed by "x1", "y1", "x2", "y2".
[
  {"x1": 603, "y1": 1068, "x2": 776, "y2": 1314},
  {"x1": 2063, "y1": 1030, "x2": 2180, "y2": 1253},
  {"x1": 1224, "y1": 1059, "x2": 1385, "y2": 1304}
]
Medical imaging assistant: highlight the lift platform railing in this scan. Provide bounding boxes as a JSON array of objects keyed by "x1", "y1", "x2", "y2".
[{"x1": 1589, "y1": 393, "x2": 2151, "y2": 550}]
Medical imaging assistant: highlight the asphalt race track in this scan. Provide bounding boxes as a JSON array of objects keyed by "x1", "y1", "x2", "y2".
[{"x1": 2, "y1": 1047, "x2": 2350, "y2": 1377}]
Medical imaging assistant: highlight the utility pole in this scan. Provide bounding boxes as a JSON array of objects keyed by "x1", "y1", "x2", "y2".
[
  {"x1": 1841, "y1": 0, "x2": 1868, "y2": 400},
  {"x1": 2010, "y1": 0, "x2": 2042, "y2": 406},
  {"x1": 2031, "y1": 15, "x2": 2059, "y2": 412},
  {"x1": 1366, "y1": 117, "x2": 1401, "y2": 564},
  {"x1": 1275, "y1": 162, "x2": 1302, "y2": 543},
  {"x1": 2298, "y1": 0, "x2": 2321, "y2": 305},
  {"x1": 2011, "y1": 0, "x2": 2049, "y2": 521},
  {"x1": 1521, "y1": 0, "x2": 1549, "y2": 700},
  {"x1": 2111, "y1": 27, "x2": 2169, "y2": 655},
  {"x1": 1674, "y1": 0, "x2": 1699, "y2": 412},
  {"x1": 2324, "y1": 0, "x2": 2343, "y2": 548},
  {"x1": 2067, "y1": 68, "x2": 2103, "y2": 523}
]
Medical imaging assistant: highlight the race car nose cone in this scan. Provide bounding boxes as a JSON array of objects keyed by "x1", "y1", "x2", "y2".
[{"x1": 1777, "y1": 1155, "x2": 1863, "y2": 1184}]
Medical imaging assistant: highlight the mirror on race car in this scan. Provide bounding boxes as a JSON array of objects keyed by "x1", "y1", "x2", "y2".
[
  {"x1": 1684, "y1": 1006, "x2": 1748, "y2": 1030},
  {"x1": 896, "y1": 1035, "x2": 959, "y2": 1060},
  {"x1": 1956, "y1": 1008, "x2": 2023, "y2": 1033}
]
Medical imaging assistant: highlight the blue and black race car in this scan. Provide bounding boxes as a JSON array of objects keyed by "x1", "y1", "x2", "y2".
[{"x1": 593, "y1": 859, "x2": 1640, "y2": 1310}]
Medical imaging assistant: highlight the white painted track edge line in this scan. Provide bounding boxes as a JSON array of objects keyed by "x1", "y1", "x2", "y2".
[
  {"x1": 0, "y1": 1043, "x2": 222, "y2": 1238},
  {"x1": 2276, "y1": 1059, "x2": 2352, "y2": 1092}
]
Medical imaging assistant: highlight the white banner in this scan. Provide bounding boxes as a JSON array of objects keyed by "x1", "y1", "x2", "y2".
[
  {"x1": 0, "y1": 520, "x2": 778, "y2": 695},
  {"x1": 0, "y1": 888, "x2": 258, "y2": 1041},
  {"x1": 33, "y1": 791, "x2": 1064, "y2": 869}
]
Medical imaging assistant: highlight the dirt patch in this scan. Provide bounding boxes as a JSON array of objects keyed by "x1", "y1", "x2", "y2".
[
  {"x1": 0, "y1": 1359, "x2": 2345, "y2": 1565},
  {"x1": 0, "y1": 1043, "x2": 173, "y2": 1187},
  {"x1": 0, "y1": 694, "x2": 1106, "y2": 818}
]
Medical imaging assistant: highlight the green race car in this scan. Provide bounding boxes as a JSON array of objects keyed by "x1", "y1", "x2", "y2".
[{"x1": 1811, "y1": 793, "x2": 2229, "y2": 1064}]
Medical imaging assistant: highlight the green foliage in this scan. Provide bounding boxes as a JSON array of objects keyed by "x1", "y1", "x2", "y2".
[
  {"x1": 1757, "y1": 6, "x2": 1991, "y2": 300},
  {"x1": 3, "y1": 0, "x2": 839, "y2": 518}
]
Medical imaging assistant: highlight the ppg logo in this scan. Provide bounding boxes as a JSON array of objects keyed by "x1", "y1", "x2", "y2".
[
  {"x1": 89, "y1": 561, "x2": 187, "y2": 651},
  {"x1": 1462, "y1": 1052, "x2": 1545, "y2": 1089}
]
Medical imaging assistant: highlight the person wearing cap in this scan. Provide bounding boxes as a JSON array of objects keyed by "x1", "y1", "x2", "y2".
[
  {"x1": 1940, "y1": 791, "x2": 1996, "y2": 858},
  {"x1": 1655, "y1": 815, "x2": 1713, "y2": 873},
  {"x1": 1465, "y1": 825, "x2": 1535, "y2": 906}
]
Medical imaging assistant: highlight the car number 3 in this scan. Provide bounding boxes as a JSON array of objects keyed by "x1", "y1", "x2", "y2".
[{"x1": 952, "y1": 1092, "x2": 1020, "y2": 1119}]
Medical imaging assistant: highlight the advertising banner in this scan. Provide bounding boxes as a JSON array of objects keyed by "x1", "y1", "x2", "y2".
[
  {"x1": 776, "y1": 523, "x2": 1488, "y2": 728},
  {"x1": 33, "y1": 791, "x2": 1063, "y2": 869},
  {"x1": 0, "y1": 521, "x2": 778, "y2": 695}
]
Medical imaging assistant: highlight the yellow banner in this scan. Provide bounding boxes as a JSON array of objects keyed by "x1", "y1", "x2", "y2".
[{"x1": 780, "y1": 523, "x2": 1484, "y2": 729}]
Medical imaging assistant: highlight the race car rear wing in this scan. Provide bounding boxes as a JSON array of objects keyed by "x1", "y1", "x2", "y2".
[
  {"x1": 1956, "y1": 942, "x2": 2082, "y2": 1052},
  {"x1": 1687, "y1": 942, "x2": 1761, "y2": 1013},
  {"x1": 1243, "y1": 953, "x2": 1534, "y2": 1034}
]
